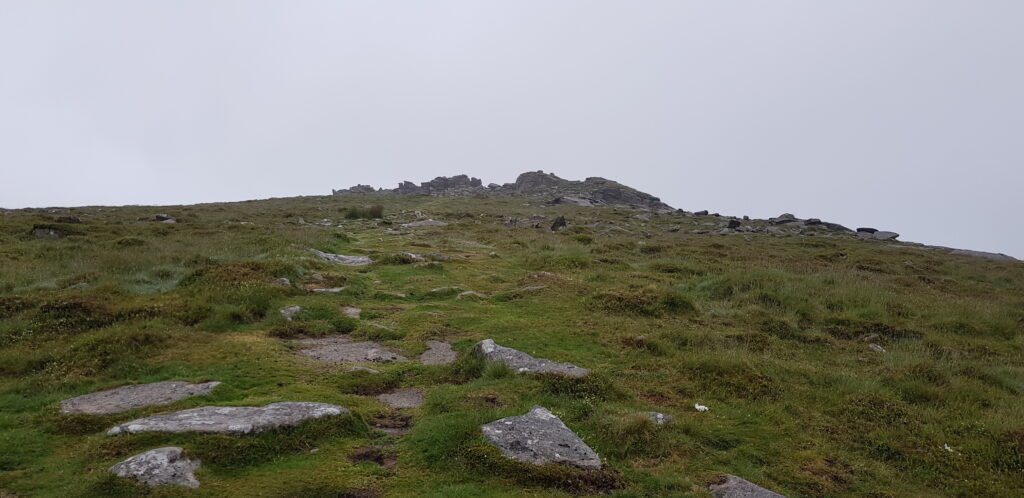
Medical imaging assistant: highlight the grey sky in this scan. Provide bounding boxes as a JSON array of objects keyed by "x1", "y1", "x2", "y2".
[{"x1": 1, "y1": 1, "x2": 1022, "y2": 257}]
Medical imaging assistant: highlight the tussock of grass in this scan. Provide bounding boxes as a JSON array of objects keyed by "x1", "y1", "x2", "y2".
[{"x1": 595, "y1": 287, "x2": 697, "y2": 317}]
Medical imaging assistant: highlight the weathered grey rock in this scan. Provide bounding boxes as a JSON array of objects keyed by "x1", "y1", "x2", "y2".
[
  {"x1": 548, "y1": 196, "x2": 599, "y2": 207},
  {"x1": 61, "y1": 381, "x2": 221, "y2": 415},
  {"x1": 426, "y1": 253, "x2": 451, "y2": 262},
  {"x1": 550, "y1": 216, "x2": 567, "y2": 231},
  {"x1": 280, "y1": 306, "x2": 302, "y2": 321},
  {"x1": 872, "y1": 231, "x2": 899, "y2": 241},
  {"x1": 694, "y1": 210, "x2": 709, "y2": 216},
  {"x1": 643, "y1": 411, "x2": 673, "y2": 426},
  {"x1": 377, "y1": 389, "x2": 424, "y2": 409},
  {"x1": 949, "y1": 249, "x2": 1017, "y2": 262},
  {"x1": 473, "y1": 339, "x2": 589, "y2": 377},
  {"x1": 457, "y1": 290, "x2": 488, "y2": 300},
  {"x1": 332, "y1": 184, "x2": 376, "y2": 194},
  {"x1": 726, "y1": 219, "x2": 741, "y2": 229},
  {"x1": 153, "y1": 214, "x2": 175, "y2": 222},
  {"x1": 709, "y1": 474, "x2": 786, "y2": 498},
  {"x1": 311, "y1": 287, "x2": 345, "y2": 293},
  {"x1": 401, "y1": 219, "x2": 448, "y2": 228},
  {"x1": 110, "y1": 447, "x2": 200, "y2": 488},
  {"x1": 298, "y1": 336, "x2": 407, "y2": 364},
  {"x1": 481, "y1": 406, "x2": 601, "y2": 470},
  {"x1": 419, "y1": 340, "x2": 457, "y2": 365},
  {"x1": 869, "y1": 343, "x2": 886, "y2": 353},
  {"x1": 342, "y1": 306, "x2": 361, "y2": 319},
  {"x1": 856, "y1": 227, "x2": 878, "y2": 233},
  {"x1": 56, "y1": 215, "x2": 82, "y2": 224},
  {"x1": 273, "y1": 277, "x2": 291, "y2": 286},
  {"x1": 769, "y1": 213, "x2": 798, "y2": 224},
  {"x1": 311, "y1": 249, "x2": 372, "y2": 266},
  {"x1": 107, "y1": 402, "x2": 346, "y2": 435}
]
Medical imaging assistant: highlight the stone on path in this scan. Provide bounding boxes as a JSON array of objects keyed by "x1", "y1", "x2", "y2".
[
  {"x1": 377, "y1": 389, "x2": 424, "y2": 409},
  {"x1": 110, "y1": 447, "x2": 200, "y2": 489},
  {"x1": 457, "y1": 290, "x2": 487, "y2": 300},
  {"x1": 481, "y1": 406, "x2": 601, "y2": 470},
  {"x1": 342, "y1": 306, "x2": 361, "y2": 319},
  {"x1": 107, "y1": 402, "x2": 346, "y2": 436},
  {"x1": 61, "y1": 381, "x2": 221, "y2": 415},
  {"x1": 298, "y1": 336, "x2": 407, "y2": 364},
  {"x1": 311, "y1": 249, "x2": 372, "y2": 266},
  {"x1": 709, "y1": 474, "x2": 787, "y2": 498},
  {"x1": 473, "y1": 339, "x2": 589, "y2": 378},
  {"x1": 419, "y1": 340, "x2": 457, "y2": 365}
]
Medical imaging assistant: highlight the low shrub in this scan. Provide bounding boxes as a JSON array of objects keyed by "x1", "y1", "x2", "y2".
[{"x1": 344, "y1": 205, "x2": 385, "y2": 219}]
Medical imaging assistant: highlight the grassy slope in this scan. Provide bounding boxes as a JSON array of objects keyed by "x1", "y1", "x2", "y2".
[{"x1": 0, "y1": 194, "x2": 1022, "y2": 497}]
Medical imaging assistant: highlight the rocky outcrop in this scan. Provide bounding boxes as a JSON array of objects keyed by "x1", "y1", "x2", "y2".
[
  {"x1": 858, "y1": 230, "x2": 900, "y2": 241},
  {"x1": 473, "y1": 339, "x2": 589, "y2": 377},
  {"x1": 107, "y1": 402, "x2": 346, "y2": 435},
  {"x1": 332, "y1": 185, "x2": 376, "y2": 195},
  {"x1": 333, "y1": 171, "x2": 673, "y2": 210},
  {"x1": 61, "y1": 381, "x2": 221, "y2": 415},
  {"x1": 948, "y1": 249, "x2": 1017, "y2": 262},
  {"x1": 481, "y1": 406, "x2": 601, "y2": 469},
  {"x1": 110, "y1": 447, "x2": 200, "y2": 488},
  {"x1": 391, "y1": 175, "x2": 482, "y2": 196}
]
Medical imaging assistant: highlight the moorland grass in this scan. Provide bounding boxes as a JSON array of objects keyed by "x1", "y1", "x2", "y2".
[{"x1": 0, "y1": 194, "x2": 1022, "y2": 497}]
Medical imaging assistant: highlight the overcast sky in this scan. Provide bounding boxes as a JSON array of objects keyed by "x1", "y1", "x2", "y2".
[{"x1": 1, "y1": 1, "x2": 1021, "y2": 257}]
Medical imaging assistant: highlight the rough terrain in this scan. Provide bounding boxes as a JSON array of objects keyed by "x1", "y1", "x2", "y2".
[{"x1": 0, "y1": 171, "x2": 1021, "y2": 497}]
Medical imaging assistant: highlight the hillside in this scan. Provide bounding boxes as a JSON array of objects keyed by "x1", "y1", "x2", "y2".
[{"x1": 1, "y1": 172, "x2": 1022, "y2": 497}]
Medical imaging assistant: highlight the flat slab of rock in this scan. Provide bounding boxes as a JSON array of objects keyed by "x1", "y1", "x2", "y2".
[
  {"x1": 311, "y1": 249, "x2": 372, "y2": 266},
  {"x1": 107, "y1": 402, "x2": 346, "y2": 436},
  {"x1": 298, "y1": 336, "x2": 407, "y2": 363},
  {"x1": 110, "y1": 447, "x2": 200, "y2": 488},
  {"x1": 473, "y1": 339, "x2": 589, "y2": 378},
  {"x1": 710, "y1": 475, "x2": 786, "y2": 498},
  {"x1": 61, "y1": 381, "x2": 221, "y2": 415},
  {"x1": 342, "y1": 306, "x2": 361, "y2": 319},
  {"x1": 481, "y1": 406, "x2": 601, "y2": 470},
  {"x1": 419, "y1": 340, "x2": 457, "y2": 365},
  {"x1": 377, "y1": 389, "x2": 424, "y2": 409}
]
